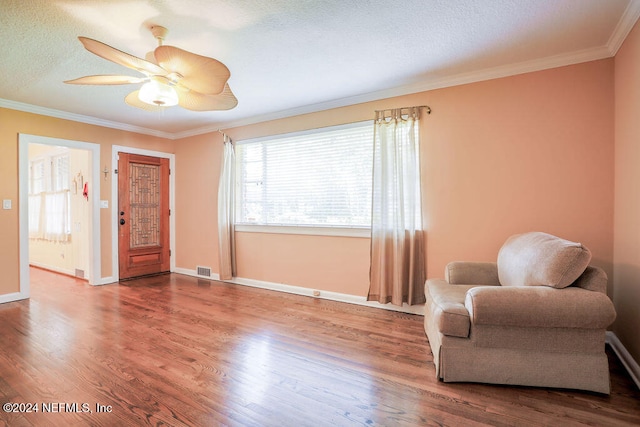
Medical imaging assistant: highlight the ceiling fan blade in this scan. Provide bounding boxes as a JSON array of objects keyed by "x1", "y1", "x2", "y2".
[
  {"x1": 124, "y1": 90, "x2": 166, "y2": 112},
  {"x1": 176, "y1": 84, "x2": 238, "y2": 111},
  {"x1": 64, "y1": 75, "x2": 146, "y2": 85},
  {"x1": 154, "y1": 45, "x2": 230, "y2": 95},
  {"x1": 78, "y1": 37, "x2": 167, "y2": 76}
]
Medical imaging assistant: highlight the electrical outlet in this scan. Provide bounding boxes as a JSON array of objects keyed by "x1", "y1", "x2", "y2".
[{"x1": 2, "y1": 200, "x2": 11, "y2": 210}]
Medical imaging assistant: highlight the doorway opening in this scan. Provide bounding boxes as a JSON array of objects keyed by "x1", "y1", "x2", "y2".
[
  {"x1": 18, "y1": 134, "x2": 101, "y2": 301},
  {"x1": 27, "y1": 144, "x2": 91, "y2": 280}
]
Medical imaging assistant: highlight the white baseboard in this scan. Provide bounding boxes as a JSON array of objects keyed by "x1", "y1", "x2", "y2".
[
  {"x1": 173, "y1": 267, "x2": 221, "y2": 281},
  {"x1": 173, "y1": 268, "x2": 424, "y2": 315},
  {"x1": 606, "y1": 331, "x2": 640, "y2": 390},
  {"x1": 0, "y1": 292, "x2": 28, "y2": 304},
  {"x1": 31, "y1": 263, "x2": 115, "y2": 286},
  {"x1": 29, "y1": 261, "x2": 76, "y2": 278},
  {"x1": 98, "y1": 276, "x2": 117, "y2": 285}
]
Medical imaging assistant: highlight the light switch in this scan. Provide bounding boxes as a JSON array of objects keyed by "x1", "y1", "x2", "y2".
[
  {"x1": 2, "y1": 200, "x2": 11, "y2": 210},
  {"x1": 100, "y1": 200, "x2": 109, "y2": 209}
]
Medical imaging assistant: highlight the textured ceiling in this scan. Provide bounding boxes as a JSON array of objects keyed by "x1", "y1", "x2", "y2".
[{"x1": 1, "y1": 0, "x2": 639, "y2": 138}]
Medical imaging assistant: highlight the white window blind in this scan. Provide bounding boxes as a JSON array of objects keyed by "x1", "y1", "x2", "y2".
[
  {"x1": 236, "y1": 121, "x2": 374, "y2": 228},
  {"x1": 52, "y1": 154, "x2": 70, "y2": 191},
  {"x1": 30, "y1": 159, "x2": 45, "y2": 194}
]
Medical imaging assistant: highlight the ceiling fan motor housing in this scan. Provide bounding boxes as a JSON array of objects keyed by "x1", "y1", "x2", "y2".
[{"x1": 150, "y1": 25, "x2": 168, "y2": 45}]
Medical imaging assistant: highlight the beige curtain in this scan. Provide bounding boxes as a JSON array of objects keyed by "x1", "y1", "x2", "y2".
[
  {"x1": 368, "y1": 107, "x2": 425, "y2": 306},
  {"x1": 217, "y1": 134, "x2": 236, "y2": 280}
]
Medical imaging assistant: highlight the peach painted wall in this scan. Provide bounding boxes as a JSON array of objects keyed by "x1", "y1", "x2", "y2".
[
  {"x1": 613, "y1": 19, "x2": 640, "y2": 364},
  {"x1": 0, "y1": 58, "x2": 616, "y2": 306},
  {"x1": 174, "y1": 59, "x2": 615, "y2": 299},
  {"x1": 424, "y1": 61, "x2": 614, "y2": 286},
  {"x1": 173, "y1": 132, "x2": 222, "y2": 273},
  {"x1": 234, "y1": 233, "x2": 371, "y2": 295},
  {"x1": 0, "y1": 108, "x2": 174, "y2": 294}
]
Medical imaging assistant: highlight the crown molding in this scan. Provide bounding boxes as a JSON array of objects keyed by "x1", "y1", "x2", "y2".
[
  {"x1": 4, "y1": 2, "x2": 639, "y2": 140},
  {"x1": 198, "y1": 44, "x2": 613, "y2": 134},
  {"x1": 402, "y1": 45, "x2": 613, "y2": 97},
  {"x1": 0, "y1": 98, "x2": 174, "y2": 139},
  {"x1": 608, "y1": 0, "x2": 640, "y2": 55},
  {"x1": 0, "y1": 44, "x2": 618, "y2": 141}
]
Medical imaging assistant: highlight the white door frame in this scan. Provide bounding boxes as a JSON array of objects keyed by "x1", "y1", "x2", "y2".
[
  {"x1": 16, "y1": 134, "x2": 101, "y2": 302},
  {"x1": 110, "y1": 145, "x2": 176, "y2": 281}
]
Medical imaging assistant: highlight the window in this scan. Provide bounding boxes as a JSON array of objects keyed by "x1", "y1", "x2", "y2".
[
  {"x1": 28, "y1": 152, "x2": 72, "y2": 242},
  {"x1": 236, "y1": 121, "x2": 374, "y2": 232}
]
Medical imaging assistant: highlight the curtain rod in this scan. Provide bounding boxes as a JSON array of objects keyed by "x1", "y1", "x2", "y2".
[
  {"x1": 218, "y1": 129, "x2": 232, "y2": 143},
  {"x1": 375, "y1": 105, "x2": 431, "y2": 115}
]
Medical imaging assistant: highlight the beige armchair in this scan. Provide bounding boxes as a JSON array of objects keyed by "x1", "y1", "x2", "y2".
[{"x1": 423, "y1": 232, "x2": 617, "y2": 394}]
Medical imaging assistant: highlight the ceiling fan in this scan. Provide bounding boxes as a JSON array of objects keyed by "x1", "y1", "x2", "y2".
[{"x1": 65, "y1": 25, "x2": 237, "y2": 112}]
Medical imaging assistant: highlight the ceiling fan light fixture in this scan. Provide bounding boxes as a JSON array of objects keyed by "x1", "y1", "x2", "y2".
[
  {"x1": 138, "y1": 80, "x2": 178, "y2": 107},
  {"x1": 66, "y1": 26, "x2": 237, "y2": 111}
]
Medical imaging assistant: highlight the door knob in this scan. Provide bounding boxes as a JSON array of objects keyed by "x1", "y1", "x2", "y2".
[{"x1": 120, "y1": 218, "x2": 126, "y2": 225}]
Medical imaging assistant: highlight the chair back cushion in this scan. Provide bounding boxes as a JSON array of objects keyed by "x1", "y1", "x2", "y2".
[{"x1": 497, "y1": 232, "x2": 591, "y2": 288}]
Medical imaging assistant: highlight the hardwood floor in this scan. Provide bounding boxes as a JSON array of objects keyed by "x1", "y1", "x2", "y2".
[{"x1": 0, "y1": 269, "x2": 638, "y2": 426}]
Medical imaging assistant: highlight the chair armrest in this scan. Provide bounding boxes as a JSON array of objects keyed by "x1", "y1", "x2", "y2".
[
  {"x1": 464, "y1": 286, "x2": 616, "y2": 329},
  {"x1": 445, "y1": 261, "x2": 500, "y2": 285},
  {"x1": 573, "y1": 266, "x2": 608, "y2": 293}
]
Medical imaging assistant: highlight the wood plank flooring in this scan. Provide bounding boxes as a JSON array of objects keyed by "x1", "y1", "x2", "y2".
[{"x1": 0, "y1": 268, "x2": 638, "y2": 426}]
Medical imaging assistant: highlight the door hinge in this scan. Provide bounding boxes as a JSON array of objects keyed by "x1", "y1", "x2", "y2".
[
  {"x1": 169, "y1": 209, "x2": 171, "y2": 216},
  {"x1": 114, "y1": 169, "x2": 118, "y2": 174},
  {"x1": 169, "y1": 249, "x2": 172, "y2": 256}
]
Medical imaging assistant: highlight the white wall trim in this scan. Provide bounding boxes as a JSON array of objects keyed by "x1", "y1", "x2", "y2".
[
  {"x1": 0, "y1": 99, "x2": 174, "y2": 139},
  {"x1": 17, "y1": 138, "x2": 31, "y2": 301},
  {"x1": 99, "y1": 276, "x2": 117, "y2": 286},
  {"x1": 5, "y1": 1, "x2": 640, "y2": 142},
  {"x1": 235, "y1": 224, "x2": 371, "y2": 238},
  {"x1": 30, "y1": 263, "x2": 112, "y2": 285},
  {"x1": 607, "y1": 331, "x2": 640, "y2": 390},
  {"x1": 607, "y1": 0, "x2": 640, "y2": 55},
  {"x1": 28, "y1": 262, "x2": 76, "y2": 279},
  {"x1": 173, "y1": 267, "x2": 221, "y2": 281},
  {"x1": 174, "y1": 268, "x2": 424, "y2": 315},
  {"x1": 5, "y1": 42, "x2": 613, "y2": 141},
  {"x1": 18, "y1": 134, "x2": 102, "y2": 300},
  {"x1": 0, "y1": 292, "x2": 27, "y2": 304},
  {"x1": 169, "y1": 46, "x2": 616, "y2": 137},
  {"x1": 111, "y1": 146, "x2": 176, "y2": 282}
]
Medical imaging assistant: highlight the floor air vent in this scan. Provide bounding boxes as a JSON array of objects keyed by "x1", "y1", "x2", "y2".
[
  {"x1": 75, "y1": 269, "x2": 85, "y2": 279},
  {"x1": 196, "y1": 266, "x2": 212, "y2": 277}
]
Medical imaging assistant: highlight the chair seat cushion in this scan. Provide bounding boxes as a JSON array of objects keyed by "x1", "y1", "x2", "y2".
[
  {"x1": 497, "y1": 232, "x2": 591, "y2": 288},
  {"x1": 425, "y1": 280, "x2": 476, "y2": 338}
]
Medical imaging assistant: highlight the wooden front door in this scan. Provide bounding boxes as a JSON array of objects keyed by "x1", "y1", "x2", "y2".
[{"x1": 118, "y1": 153, "x2": 170, "y2": 280}]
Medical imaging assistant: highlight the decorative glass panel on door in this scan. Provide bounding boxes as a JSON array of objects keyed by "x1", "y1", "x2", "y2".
[{"x1": 129, "y1": 162, "x2": 161, "y2": 248}]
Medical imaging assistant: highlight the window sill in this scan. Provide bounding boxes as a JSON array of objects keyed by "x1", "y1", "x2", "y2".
[{"x1": 235, "y1": 224, "x2": 371, "y2": 238}]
